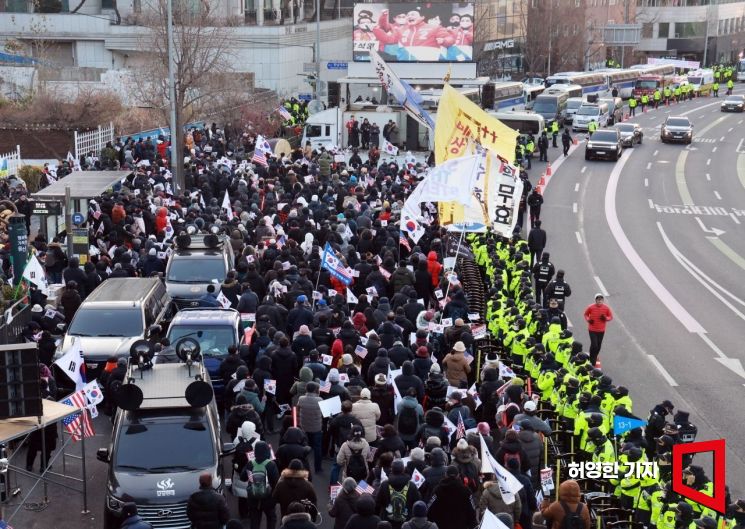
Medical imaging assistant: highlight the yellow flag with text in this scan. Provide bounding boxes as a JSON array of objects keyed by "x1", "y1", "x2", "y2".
[{"x1": 435, "y1": 84, "x2": 518, "y2": 229}]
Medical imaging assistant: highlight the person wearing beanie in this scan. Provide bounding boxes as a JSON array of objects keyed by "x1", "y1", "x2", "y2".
[
  {"x1": 367, "y1": 347, "x2": 394, "y2": 386},
  {"x1": 291, "y1": 325, "x2": 317, "y2": 367},
  {"x1": 394, "y1": 360, "x2": 424, "y2": 401},
  {"x1": 420, "y1": 447, "x2": 448, "y2": 502},
  {"x1": 412, "y1": 345, "x2": 433, "y2": 381},
  {"x1": 467, "y1": 422, "x2": 495, "y2": 456},
  {"x1": 237, "y1": 440, "x2": 280, "y2": 526},
  {"x1": 279, "y1": 501, "x2": 316, "y2": 529},
  {"x1": 396, "y1": 387, "x2": 425, "y2": 449},
  {"x1": 343, "y1": 494, "x2": 381, "y2": 529},
  {"x1": 375, "y1": 459, "x2": 421, "y2": 529},
  {"x1": 428, "y1": 465, "x2": 477, "y2": 529},
  {"x1": 402, "y1": 500, "x2": 438, "y2": 529},
  {"x1": 187, "y1": 472, "x2": 230, "y2": 529},
  {"x1": 352, "y1": 388, "x2": 381, "y2": 443},
  {"x1": 119, "y1": 502, "x2": 151, "y2": 529},
  {"x1": 404, "y1": 447, "x2": 427, "y2": 476},
  {"x1": 371, "y1": 373, "x2": 395, "y2": 427},
  {"x1": 297, "y1": 381, "x2": 324, "y2": 473},
  {"x1": 539, "y1": 480, "x2": 591, "y2": 529},
  {"x1": 273, "y1": 459, "x2": 317, "y2": 518},
  {"x1": 328, "y1": 368, "x2": 351, "y2": 401},
  {"x1": 424, "y1": 364, "x2": 448, "y2": 411},
  {"x1": 328, "y1": 400, "x2": 364, "y2": 457},
  {"x1": 330, "y1": 477, "x2": 361, "y2": 529},
  {"x1": 337, "y1": 424, "x2": 371, "y2": 482},
  {"x1": 514, "y1": 400, "x2": 552, "y2": 436}
]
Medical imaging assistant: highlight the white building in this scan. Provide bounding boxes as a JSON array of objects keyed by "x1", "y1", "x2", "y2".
[{"x1": 0, "y1": 0, "x2": 353, "y2": 101}]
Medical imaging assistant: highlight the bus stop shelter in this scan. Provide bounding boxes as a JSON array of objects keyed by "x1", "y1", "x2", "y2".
[{"x1": 30, "y1": 170, "x2": 132, "y2": 238}]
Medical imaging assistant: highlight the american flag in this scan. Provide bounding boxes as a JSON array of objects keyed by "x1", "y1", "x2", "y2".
[
  {"x1": 319, "y1": 380, "x2": 332, "y2": 393},
  {"x1": 60, "y1": 391, "x2": 95, "y2": 441},
  {"x1": 321, "y1": 243, "x2": 353, "y2": 285},
  {"x1": 399, "y1": 232, "x2": 411, "y2": 251},
  {"x1": 275, "y1": 234, "x2": 287, "y2": 249},
  {"x1": 251, "y1": 134, "x2": 272, "y2": 168},
  {"x1": 356, "y1": 480, "x2": 375, "y2": 495},
  {"x1": 277, "y1": 106, "x2": 292, "y2": 121},
  {"x1": 456, "y1": 411, "x2": 466, "y2": 440}
]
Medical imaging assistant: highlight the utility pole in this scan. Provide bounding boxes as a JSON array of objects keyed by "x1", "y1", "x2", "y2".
[
  {"x1": 547, "y1": 4, "x2": 553, "y2": 76},
  {"x1": 315, "y1": 0, "x2": 321, "y2": 101},
  {"x1": 167, "y1": 0, "x2": 182, "y2": 193},
  {"x1": 620, "y1": 0, "x2": 630, "y2": 67},
  {"x1": 702, "y1": 5, "x2": 710, "y2": 67}
]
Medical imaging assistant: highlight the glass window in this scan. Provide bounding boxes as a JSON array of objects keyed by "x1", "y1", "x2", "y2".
[
  {"x1": 658, "y1": 22, "x2": 669, "y2": 38},
  {"x1": 114, "y1": 411, "x2": 215, "y2": 473},
  {"x1": 642, "y1": 23, "x2": 653, "y2": 38},
  {"x1": 590, "y1": 131, "x2": 618, "y2": 142},
  {"x1": 167, "y1": 257, "x2": 227, "y2": 283},
  {"x1": 167, "y1": 325, "x2": 237, "y2": 358},
  {"x1": 675, "y1": 22, "x2": 705, "y2": 38},
  {"x1": 68, "y1": 308, "x2": 144, "y2": 337},
  {"x1": 666, "y1": 118, "x2": 690, "y2": 127}
]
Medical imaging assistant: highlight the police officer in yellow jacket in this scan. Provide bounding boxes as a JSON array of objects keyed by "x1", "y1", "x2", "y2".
[
  {"x1": 682, "y1": 466, "x2": 716, "y2": 518},
  {"x1": 674, "y1": 502, "x2": 697, "y2": 529}
]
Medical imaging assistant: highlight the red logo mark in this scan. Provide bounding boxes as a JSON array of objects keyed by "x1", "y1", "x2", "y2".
[{"x1": 672, "y1": 439, "x2": 726, "y2": 514}]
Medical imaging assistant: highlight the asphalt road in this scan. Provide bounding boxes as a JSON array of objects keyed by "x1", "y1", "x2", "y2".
[{"x1": 539, "y1": 91, "x2": 745, "y2": 497}]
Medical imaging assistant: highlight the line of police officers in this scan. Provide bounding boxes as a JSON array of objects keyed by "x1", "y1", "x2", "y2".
[{"x1": 467, "y1": 232, "x2": 743, "y2": 529}]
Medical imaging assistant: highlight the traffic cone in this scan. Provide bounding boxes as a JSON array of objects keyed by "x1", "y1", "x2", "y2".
[
  {"x1": 546, "y1": 162, "x2": 552, "y2": 176},
  {"x1": 595, "y1": 360, "x2": 602, "y2": 369},
  {"x1": 538, "y1": 174, "x2": 546, "y2": 186},
  {"x1": 536, "y1": 185, "x2": 543, "y2": 195}
]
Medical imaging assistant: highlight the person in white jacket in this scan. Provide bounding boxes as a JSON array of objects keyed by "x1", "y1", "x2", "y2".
[{"x1": 351, "y1": 388, "x2": 381, "y2": 443}]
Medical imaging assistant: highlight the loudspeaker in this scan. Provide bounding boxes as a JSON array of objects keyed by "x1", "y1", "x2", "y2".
[
  {"x1": 482, "y1": 84, "x2": 495, "y2": 110},
  {"x1": 328, "y1": 81, "x2": 340, "y2": 108},
  {"x1": 0, "y1": 343, "x2": 43, "y2": 419}
]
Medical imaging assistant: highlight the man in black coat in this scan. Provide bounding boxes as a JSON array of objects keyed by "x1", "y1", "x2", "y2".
[
  {"x1": 527, "y1": 220, "x2": 547, "y2": 267},
  {"x1": 186, "y1": 473, "x2": 230, "y2": 529},
  {"x1": 62, "y1": 257, "x2": 88, "y2": 297}
]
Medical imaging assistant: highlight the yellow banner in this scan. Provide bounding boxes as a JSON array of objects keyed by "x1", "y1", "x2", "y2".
[{"x1": 435, "y1": 84, "x2": 518, "y2": 227}]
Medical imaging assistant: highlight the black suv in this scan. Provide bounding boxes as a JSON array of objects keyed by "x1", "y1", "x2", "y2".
[
  {"x1": 585, "y1": 129, "x2": 623, "y2": 161},
  {"x1": 660, "y1": 116, "x2": 693, "y2": 144}
]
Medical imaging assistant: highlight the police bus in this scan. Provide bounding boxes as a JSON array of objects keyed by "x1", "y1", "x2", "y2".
[
  {"x1": 596, "y1": 68, "x2": 641, "y2": 99},
  {"x1": 491, "y1": 81, "x2": 528, "y2": 111},
  {"x1": 523, "y1": 84, "x2": 545, "y2": 110},
  {"x1": 544, "y1": 71, "x2": 609, "y2": 97},
  {"x1": 737, "y1": 59, "x2": 745, "y2": 82},
  {"x1": 490, "y1": 111, "x2": 545, "y2": 137}
]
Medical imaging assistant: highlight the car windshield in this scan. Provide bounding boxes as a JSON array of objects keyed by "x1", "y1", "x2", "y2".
[
  {"x1": 666, "y1": 118, "x2": 690, "y2": 127},
  {"x1": 167, "y1": 257, "x2": 226, "y2": 283},
  {"x1": 616, "y1": 124, "x2": 635, "y2": 132},
  {"x1": 635, "y1": 80, "x2": 658, "y2": 90},
  {"x1": 567, "y1": 100, "x2": 583, "y2": 110},
  {"x1": 532, "y1": 101, "x2": 556, "y2": 113},
  {"x1": 68, "y1": 308, "x2": 143, "y2": 337},
  {"x1": 577, "y1": 106, "x2": 599, "y2": 116},
  {"x1": 115, "y1": 410, "x2": 214, "y2": 473},
  {"x1": 725, "y1": 96, "x2": 743, "y2": 103},
  {"x1": 167, "y1": 324, "x2": 236, "y2": 358},
  {"x1": 590, "y1": 131, "x2": 618, "y2": 142}
]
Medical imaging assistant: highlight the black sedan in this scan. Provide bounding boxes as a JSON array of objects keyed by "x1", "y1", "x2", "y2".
[
  {"x1": 585, "y1": 129, "x2": 623, "y2": 161},
  {"x1": 721, "y1": 95, "x2": 745, "y2": 112},
  {"x1": 615, "y1": 123, "x2": 643, "y2": 148}
]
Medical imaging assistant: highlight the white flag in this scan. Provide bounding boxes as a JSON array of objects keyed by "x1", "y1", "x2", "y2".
[
  {"x1": 392, "y1": 373, "x2": 403, "y2": 414},
  {"x1": 498, "y1": 362, "x2": 516, "y2": 379},
  {"x1": 163, "y1": 216, "x2": 174, "y2": 241},
  {"x1": 346, "y1": 289, "x2": 358, "y2": 304},
  {"x1": 405, "y1": 155, "x2": 482, "y2": 207},
  {"x1": 383, "y1": 139, "x2": 399, "y2": 156},
  {"x1": 479, "y1": 433, "x2": 523, "y2": 504},
  {"x1": 54, "y1": 339, "x2": 86, "y2": 391},
  {"x1": 216, "y1": 291, "x2": 232, "y2": 309},
  {"x1": 22, "y1": 254, "x2": 49, "y2": 294},
  {"x1": 82, "y1": 380, "x2": 104, "y2": 405},
  {"x1": 222, "y1": 190, "x2": 234, "y2": 221},
  {"x1": 480, "y1": 507, "x2": 512, "y2": 529}
]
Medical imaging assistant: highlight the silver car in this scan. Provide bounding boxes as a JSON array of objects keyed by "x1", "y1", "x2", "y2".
[
  {"x1": 660, "y1": 116, "x2": 693, "y2": 144},
  {"x1": 615, "y1": 123, "x2": 643, "y2": 148}
]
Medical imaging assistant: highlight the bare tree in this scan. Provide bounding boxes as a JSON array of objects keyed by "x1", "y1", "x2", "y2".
[
  {"x1": 524, "y1": 0, "x2": 588, "y2": 76},
  {"x1": 138, "y1": 0, "x2": 243, "y2": 189}
]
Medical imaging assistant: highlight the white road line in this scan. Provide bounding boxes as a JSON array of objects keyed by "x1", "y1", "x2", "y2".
[
  {"x1": 606, "y1": 151, "x2": 705, "y2": 333},
  {"x1": 581, "y1": 166, "x2": 587, "y2": 173},
  {"x1": 594, "y1": 275, "x2": 609, "y2": 297},
  {"x1": 731, "y1": 213, "x2": 742, "y2": 224},
  {"x1": 653, "y1": 149, "x2": 659, "y2": 156},
  {"x1": 740, "y1": 119, "x2": 744, "y2": 124},
  {"x1": 575, "y1": 231, "x2": 583, "y2": 244},
  {"x1": 644, "y1": 178, "x2": 649, "y2": 187},
  {"x1": 729, "y1": 127, "x2": 734, "y2": 132},
  {"x1": 706, "y1": 173, "x2": 711, "y2": 181},
  {"x1": 714, "y1": 191, "x2": 722, "y2": 200},
  {"x1": 648, "y1": 198, "x2": 654, "y2": 209},
  {"x1": 646, "y1": 162, "x2": 652, "y2": 170},
  {"x1": 738, "y1": 139, "x2": 744, "y2": 153},
  {"x1": 707, "y1": 158, "x2": 711, "y2": 165},
  {"x1": 648, "y1": 355, "x2": 679, "y2": 386},
  {"x1": 574, "y1": 182, "x2": 580, "y2": 192},
  {"x1": 720, "y1": 136, "x2": 725, "y2": 142},
  {"x1": 712, "y1": 146, "x2": 718, "y2": 152},
  {"x1": 566, "y1": 316, "x2": 574, "y2": 328},
  {"x1": 572, "y1": 202, "x2": 578, "y2": 213}
]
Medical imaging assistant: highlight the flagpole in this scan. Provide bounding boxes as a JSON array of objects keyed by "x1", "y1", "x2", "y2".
[{"x1": 438, "y1": 229, "x2": 466, "y2": 322}]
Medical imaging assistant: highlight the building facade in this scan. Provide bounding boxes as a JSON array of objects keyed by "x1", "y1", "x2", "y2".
[{"x1": 636, "y1": 0, "x2": 745, "y2": 66}]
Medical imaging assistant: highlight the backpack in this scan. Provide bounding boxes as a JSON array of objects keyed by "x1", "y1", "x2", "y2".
[
  {"x1": 559, "y1": 501, "x2": 583, "y2": 529},
  {"x1": 346, "y1": 447, "x2": 368, "y2": 482},
  {"x1": 387, "y1": 483, "x2": 410, "y2": 523},
  {"x1": 398, "y1": 404, "x2": 419, "y2": 436},
  {"x1": 503, "y1": 451, "x2": 522, "y2": 470},
  {"x1": 247, "y1": 459, "x2": 272, "y2": 499}
]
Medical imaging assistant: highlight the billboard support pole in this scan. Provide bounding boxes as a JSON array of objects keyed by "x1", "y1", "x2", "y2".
[{"x1": 316, "y1": 0, "x2": 321, "y2": 101}]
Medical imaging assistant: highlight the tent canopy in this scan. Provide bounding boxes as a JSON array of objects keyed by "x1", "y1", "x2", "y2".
[
  {"x1": 0, "y1": 399, "x2": 80, "y2": 444},
  {"x1": 32, "y1": 170, "x2": 132, "y2": 201}
]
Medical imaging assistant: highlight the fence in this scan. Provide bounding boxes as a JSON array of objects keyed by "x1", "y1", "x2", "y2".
[
  {"x1": 74, "y1": 122, "x2": 114, "y2": 162},
  {"x1": 0, "y1": 298, "x2": 31, "y2": 344},
  {"x1": 0, "y1": 145, "x2": 23, "y2": 178}
]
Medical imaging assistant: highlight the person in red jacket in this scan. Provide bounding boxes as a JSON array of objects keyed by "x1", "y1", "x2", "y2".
[
  {"x1": 583, "y1": 294, "x2": 613, "y2": 366},
  {"x1": 426, "y1": 251, "x2": 442, "y2": 288}
]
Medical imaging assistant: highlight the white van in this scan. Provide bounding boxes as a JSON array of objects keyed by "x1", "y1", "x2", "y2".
[
  {"x1": 565, "y1": 97, "x2": 584, "y2": 125},
  {"x1": 573, "y1": 102, "x2": 610, "y2": 131},
  {"x1": 686, "y1": 69, "x2": 714, "y2": 96},
  {"x1": 489, "y1": 111, "x2": 545, "y2": 137}
]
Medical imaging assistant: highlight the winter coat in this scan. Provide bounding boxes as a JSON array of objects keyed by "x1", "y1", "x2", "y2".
[
  {"x1": 540, "y1": 480, "x2": 591, "y2": 529},
  {"x1": 330, "y1": 489, "x2": 360, "y2": 529},
  {"x1": 428, "y1": 476, "x2": 477, "y2": 529},
  {"x1": 420, "y1": 448, "x2": 448, "y2": 502},
  {"x1": 426, "y1": 252, "x2": 442, "y2": 287},
  {"x1": 479, "y1": 480, "x2": 522, "y2": 523},
  {"x1": 424, "y1": 373, "x2": 448, "y2": 410},
  {"x1": 495, "y1": 439, "x2": 531, "y2": 474},
  {"x1": 272, "y1": 467, "x2": 317, "y2": 517},
  {"x1": 394, "y1": 362, "x2": 424, "y2": 401},
  {"x1": 272, "y1": 346, "x2": 298, "y2": 404},
  {"x1": 518, "y1": 429, "x2": 543, "y2": 482},
  {"x1": 343, "y1": 494, "x2": 380, "y2": 529},
  {"x1": 186, "y1": 487, "x2": 231, "y2": 529},
  {"x1": 391, "y1": 267, "x2": 415, "y2": 293},
  {"x1": 351, "y1": 398, "x2": 381, "y2": 442},
  {"x1": 276, "y1": 428, "x2": 312, "y2": 473},
  {"x1": 412, "y1": 356, "x2": 433, "y2": 382},
  {"x1": 451, "y1": 445, "x2": 481, "y2": 491},
  {"x1": 442, "y1": 351, "x2": 471, "y2": 387},
  {"x1": 395, "y1": 396, "x2": 424, "y2": 442},
  {"x1": 371, "y1": 385, "x2": 395, "y2": 427},
  {"x1": 280, "y1": 512, "x2": 317, "y2": 529},
  {"x1": 336, "y1": 437, "x2": 371, "y2": 480},
  {"x1": 375, "y1": 474, "x2": 421, "y2": 523},
  {"x1": 60, "y1": 288, "x2": 82, "y2": 325},
  {"x1": 290, "y1": 366, "x2": 315, "y2": 406},
  {"x1": 225, "y1": 404, "x2": 263, "y2": 439},
  {"x1": 120, "y1": 515, "x2": 153, "y2": 529},
  {"x1": 297, "y1": 391, "x2": 323, "y2": 433}
]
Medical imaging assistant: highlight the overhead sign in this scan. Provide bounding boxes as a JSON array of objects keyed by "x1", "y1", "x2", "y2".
[
  {"x1": 603, "y1": 23, "x2": 642, "y2": 45},
  {"x1": 483, "y1": 39, "x2": 515, "y2": 52},
  {"x1": 31, "y1": 201, "x2": 61, "y2": 216},
  {"x1": 298, "y1": 93, "x2": 312, "y2": 102},
  {"x1": 327, "y1": 61, "x2": 348, "y2": 70}
]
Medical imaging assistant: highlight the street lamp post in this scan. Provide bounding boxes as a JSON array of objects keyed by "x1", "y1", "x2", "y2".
[
  {"x1": 315, "y1": 0, "x2": 321, "y2": 101},
  {"x1": 166, "y1": 0, "x2": 182, "y2": 192}
]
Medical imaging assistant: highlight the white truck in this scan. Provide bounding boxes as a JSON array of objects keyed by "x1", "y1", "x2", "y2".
[
  {"x1": 301, "y1": 105, "x2": 433, "y2": 151},
  {"x1": 686, "y1": 69, "x2": 714, "y2": 96}
]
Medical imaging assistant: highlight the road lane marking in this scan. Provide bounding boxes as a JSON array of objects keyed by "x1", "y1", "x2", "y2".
[
  {"x1": 646, "y1": 162, "x2": 652, "y2": 170},
  {"x1": 706, "y1": 158, "x2": 711, "y2": 165},
  {"x1": 653, "y1": 149, "x2": 659, "y2": 156},
  {"x1": 720, "y1": 136, "x2": 725, "y2": 142},
  {"x1": 714, "y1": 191, "x2": 722, "y2": 200},
  {"x1": 696, "y1": 115, "x2": 728, "y2": 138},
  {"x1": 606, "y1": 151, "x2": 705, "y2": 333},
  {"x1": 707, "y1": 237, "x2": 745, "y2": 272},
  {"x1": 699, "y1": 332, "x2": 745, "y2": 380},
  {"x1": 644, "y1": 178, "x2": 649, "y2": 187},
  {"x1": 706, "y1": 173, "x2": 711, "y2": 181},
  {"x1": 648, "y1": 199, "x2": 654, "y2": 209},
  {"x1": 581, "y1": 166, "x2": 587, "y2": 173},
  {"x1": 594, "y1": 275, "x2": 609, "y2": 297},
  {"x1": 738, "y1": 154, "x2": 745, "y2": 190},
  {"x1": 572, "y1": 202, "x2": 578, "y2": 213},
  {"x1": 731, "y1": 213, "x2": 741, "y2": 224},
  {"x1": 738, "y1": 139, "x2": 744, "y2": 153},
  {"x1": 712, "y1": 147, "x2": 717, "y2": 152},
  {"x1": 574, "y1": 183, "x2": 580, "y2": 192},
  {"x1": 740, "y1": 119, "x2": 744, "y2": 124},
  {"x1": 728, "y1": 127, "x2": 734, "y2": 132},
  {"x1": 648, "y1": 355, "x2": 679, "y2": 386},
  {"x1": 675, "y1": 151, "x2": 694, "y2": 206},
  {"x1": 575, "y1": 231, "x2": 582, "y2": 244}
]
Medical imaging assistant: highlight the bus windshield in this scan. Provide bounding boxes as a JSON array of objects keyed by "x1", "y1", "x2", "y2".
[
  {"x1": 635, "y1": 80, "x2": 658, "y2": 90},
  {"x1": 533, "y1": 101, "x2": 556, "y2": 113}
]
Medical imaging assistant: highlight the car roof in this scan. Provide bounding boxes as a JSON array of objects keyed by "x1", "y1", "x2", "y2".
[
  {"x1": 169, "y1": 308, "x2": 241, "y2": 326},
  {"x1": 85, "y1": 277, "x2": 161, "y2": 304},
  {"x1": 667, "y1": 116, "x2": 690, "y2": 120}
]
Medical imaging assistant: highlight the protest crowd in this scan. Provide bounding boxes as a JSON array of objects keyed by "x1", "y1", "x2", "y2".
[{"x1": 8, "y1": 112, "x2": 745, "y2": 529}]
